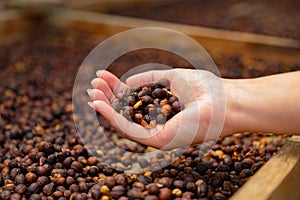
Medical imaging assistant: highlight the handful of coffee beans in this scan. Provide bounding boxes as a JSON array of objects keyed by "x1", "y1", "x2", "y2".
[{"x1": 111, "y1": 78, "x2": 182, "y2": 128}]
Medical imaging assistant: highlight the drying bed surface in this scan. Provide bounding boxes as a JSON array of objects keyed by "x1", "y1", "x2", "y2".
[
  {"x1": 0, "y1": 29, "x2": 297, "y2": 200},
  {"x1": 106, "y1": 0, "x2": 300, "y2": 39}
]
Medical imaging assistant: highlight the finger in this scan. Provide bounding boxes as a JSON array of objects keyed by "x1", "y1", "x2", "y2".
[
  {"x1": 87, "y1": 89, "x2": 110, "y2": 104},
  {"x1": 91, "y1": 78, "x2": 114, "y2": 100},
  {"x1": 126, "y1": 70, "x2": 173, "y2": 87},
  {"x1": 96, "y1": 70, "x2": 128, "y2": 94},
  {"x1": 159, "y1": 109, "x2": 197, "y2": 149},
  {"x1": 90, "y1": 100, "x2": 167, "y2": 148}
]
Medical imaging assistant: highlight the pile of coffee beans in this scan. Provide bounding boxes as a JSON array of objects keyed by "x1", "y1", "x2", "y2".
[
  {"x1": 111, "y1": 79, "x2": 182, "y2": 128},
  {"x1": 0, "y1": 28, "x2": 294, "y2": 200}
]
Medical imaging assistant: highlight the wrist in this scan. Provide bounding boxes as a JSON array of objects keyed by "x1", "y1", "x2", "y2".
[{"x1": 222, "y1": 78, "x2": 251, "y2": 136}]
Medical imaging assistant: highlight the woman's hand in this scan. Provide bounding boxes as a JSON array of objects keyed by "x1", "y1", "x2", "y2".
[
  {"x1": 88, "y1": 69, "x2": 230, "y2": 149},
  {"x1": 88, "y1": 69, "x2": 300, "y2": 149}
]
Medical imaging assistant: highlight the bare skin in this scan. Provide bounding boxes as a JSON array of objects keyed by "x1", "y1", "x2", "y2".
[{"x1": 88, "y1": 69, "x2": 300, "y2": 149}]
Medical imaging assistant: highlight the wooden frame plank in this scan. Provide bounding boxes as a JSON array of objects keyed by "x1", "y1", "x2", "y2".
[
  {"x1": 230, "y1": 136, "x2": 300, "y2": 200},
  {"x1": 49, "y1": 8, "x2": 300, "y2": 65},
  {"x1": 61, "y1": 0, "x2": 177, "y2": 11},
  {"x1": 50, "y1": 8, "x2": 300, "y2": 48}
]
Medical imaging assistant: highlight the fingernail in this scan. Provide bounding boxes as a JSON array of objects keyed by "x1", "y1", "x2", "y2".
[
  {"x1": 90, "y1": 78, "x2": 99, "y2": 87},
  {"x1": 96, "y1": 70, "x2": 104, "y2": 77},
  {"x1": 87, "y1": 89, "x2": 92, "y2": 96},
  {"x1": 87, "y1": 101, "x2": 94, "y2": 109}
]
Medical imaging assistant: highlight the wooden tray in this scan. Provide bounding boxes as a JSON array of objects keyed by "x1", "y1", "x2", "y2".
[
  {"x1": 2, "y1": 8, "x2": 300, "y2": 200},
  {"x1": 49, "y1": 8, "x2": 300, "y2": 66}
]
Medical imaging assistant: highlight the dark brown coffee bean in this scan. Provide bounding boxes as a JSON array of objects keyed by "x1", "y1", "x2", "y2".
[
  {"x1": 88, "y1": 167, "x2": 98, "y2": 177},
  {"x1": 173, "y1": 180, "x2": 184, "y2": 190},
  {"x1": 223, "y1": 157, "x2": 233, "y2": 166},
  {"x1": 111, "y1": 185, "x2": 126, "y2": 199},
  {"x1": 87, "y1": 157, "x2": 98, "y2": 165},
  {"x1": 29, "y1": 194, "x2": 41, "y2": 200},
  {"x1": 214, "y1": 192, "x2": 227, "y2": 200},
  {"x1": 71, "y1": 161, "x2": 83, "y2": 172},
  {"x1": 43, "y1": 163, "x2": 53, "y2": 174},
  {"x1": 172, "y1": 101, "x2": 181, "y2": 112},
  {"x1": 145, "y1": 104, "x2": 155, "y2": 113},
  {"x1": 9, "y1": 159, "x2": 19, "y2": 168},
  {"x1": 157, "y1": 78, "x2": 169, "y2": 88},
  {"x1": 142, "y1": 87, "x2": 152, "y2": 94},
  {"x1": 197, "y1": 182, "x2": 208, "y2": 197},
  {"x1": 186, "y1": 182, "x2": 197, "y2": 192},
  {"x1": 43, "y1": 142, "x2": 54, "y2": 154},
  {"x1": 137, "y1": 175, "x2": 151, "y2": 185},
  {"x1": 123, "y1": 88, "x2": 132, "y2": 97},
  {"x1": 14, "y1": 174, "x2": 25, "y2": 185},
  {"x1": 156, "y1": 114, "x2": 166, "y2": 124},
  {"x1": 0, "y1": 189, "x2": 10, "y2": 200},
  {"x1": 123, "y1": 106, "x2": 134, "y2": 120},
  {"x1": 130, "y1": 85, "x2": 140, "y2": 93},
  {"x1": 53, "y1": 191, "x2": 63, "y2": 198},
  {"x1": 58, "y1": 177, "x2": 66, "y2": 185},
  {"x1": 10, "y1": 193, "x2": 21, "y2": 200},
  {"x1": 15, "y1": 183, "x2": 26, "y2": 194},
  {"x1": 26, "y1": 172, "x2": 37, "y2": 183},
  {"x1": 126, "y1": 96, "x2": 136, "y2": 106},
  {"x1": 127, "y1": 188, "x2": 142, "y2": 199},
  {"x1": 266, "y1": 144, "x2": 277, "y2": 153},
  {"x1": 251, "y1": 161, "x2": 264, "y2": 172},
  {"x1": 43, "y1": 182, "x2": 54, "y2": 196},
  {"x1": 116, "y1": 174, "x2": 127, "y2": 186},
  {"x1": 37, "y1": 176, "x2": 49, "y2": 186},
  {"x1": 141, "y1": 95, "x2": 153, "y2": 105},
  {"x1": 28, "y1": 182, "x2": 40, "y2": 193},
  {"x1": 168, "y1": 96, "x2": 178, "y2": 104},
  {"x1": 145, "y1": 195, "x2": 159, "y2": 200},
  {"x1": 157, "y1": 177, "x2": 172, "y2": 188},
  {"x1": 105, "y1": 176, "x2": 116, "y2": 188},
  {"x1": 241, "y1": 158, "x2": 255, "y2": 168},
  {"x1": 90, "y1": 186, "x2": 101, "y2": 199},
  {"x1": 63, "y1": 157, "x2": 73, "y2": 168},
  {"x1": 70, "y1": 184, "x2": 80, "y2": 193},
  {"x1": 159, "y1": 188, "x2": 171, "y2": 200},
  {"x1": 234, "y1": 162, "x2": 242, "y2": 172},
  {"x1": 36, "y1": 166, "x2": 47, "y2": 176},
  {"x1": 78, "y1": 182, "x2": 88, "y2": 192},
  {"x1": 111, "y1": 101, "x2": 122, "y2": 112},
  {"x1": 133, "y1": 113, "x2": 143, "y2": 124},
  {"x1": 152, "y1": 88, "x2": 166, "y2": 99},
  {"x1": 137, "y1": 90, "x2": 147, "y2": 98},
  {"x1": 138, "y1": 158, "x2": 149, "y2": 168},
  {"x1": 65, "y1": 176, "x2": 74, "y2": 186},
  {"x1": 148, "y1": 183, "x2": 159, "y2": 195}
]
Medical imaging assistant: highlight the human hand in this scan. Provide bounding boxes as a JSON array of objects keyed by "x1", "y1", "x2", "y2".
[{"x1": 88, "y1": 69, "x2": 228, "y2": 149}]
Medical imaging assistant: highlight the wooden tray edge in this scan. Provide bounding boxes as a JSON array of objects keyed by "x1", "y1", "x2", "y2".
[
  {"x1": 49, "y1": 8, "x2": 300, "y2": 49},
  {"x1": 230, "y1": 136, "x2": 300, "y2": 200}
]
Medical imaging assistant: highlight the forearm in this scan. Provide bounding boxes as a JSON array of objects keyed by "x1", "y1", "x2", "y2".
[{"x1": 224, "y1": 71, "x2": 300, "y2": 135}]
